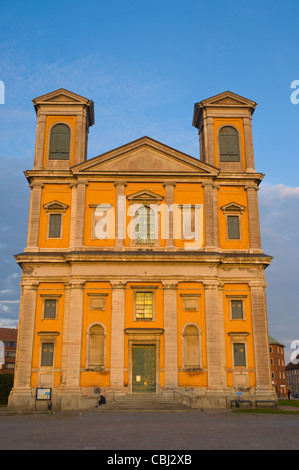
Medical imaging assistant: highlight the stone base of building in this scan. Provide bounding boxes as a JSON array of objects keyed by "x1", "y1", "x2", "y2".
[{"x1": 8, "y1": 386, "x2": 277, "y2": 412}]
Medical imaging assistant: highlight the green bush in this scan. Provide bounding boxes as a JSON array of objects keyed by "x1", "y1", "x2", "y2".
[{"x1": 0, "y1": 374, "x2": 14, "y2": 405}]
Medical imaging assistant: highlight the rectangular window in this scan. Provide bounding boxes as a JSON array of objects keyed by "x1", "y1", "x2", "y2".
[
  {"x1": 233, "y1": 343, "x2": 246, "y2": 367},
  {"x1": 41, "y1": 343, "x2": 54, "y2": 367},
  {"x1": 231, "y1": 299, "x2": 244, "y2": 319},
  {"x1": 135, "y1": 292, "x2": 153, "y2": 320},
  {"x1": 49, "y1": 213, "x2": 62, "y2": 238},
  {"x1": 227, "y1": 215, "x2": 240, "y2": 239},
  {"x1": 44, "y1": 299, "x2": 57, "y2": 319}
]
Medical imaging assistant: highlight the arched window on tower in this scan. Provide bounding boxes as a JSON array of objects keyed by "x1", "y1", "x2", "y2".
[
  {"x1": 219, "y1": 126, "x2": 240, "y2": 162},
  {"x1": 49, "y1": 123, "x2": 71, "y2": 160}
]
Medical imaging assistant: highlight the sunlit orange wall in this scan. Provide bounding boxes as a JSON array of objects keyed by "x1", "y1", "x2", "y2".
[
  {"x1": 31, "y1": 283, "x2": 65, "y2": 388},
  {"x1": 38, "y1": 184, "x2": 71, "y2": 248},
  {"x1": 223, "y1": 284, "x2": 256, "y2": 388}
]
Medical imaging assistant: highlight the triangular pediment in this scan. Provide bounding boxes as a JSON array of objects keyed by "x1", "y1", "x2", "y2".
[
  {"x1": 43, "y1": 200, "x2": 69, "y2": 212},
  {"x1": 33, "y1": 88, "x2": 91, "y2": 105},
  {"x1": 200, "y1": 91, "x2": 257, "y2": 109},
  {"x1": 220, "y1": 202, "x2": 246, "y2": 213},
  {"x1": 72, "y1": 137, "x2": 219, "y2": 176},
  {"x1": 127, "y1": 189, "x2": 164, "y2": 202}
]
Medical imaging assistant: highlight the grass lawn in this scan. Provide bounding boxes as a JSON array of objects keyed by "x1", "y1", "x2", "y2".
[
  {"x1": 278, "y1": 399, "x2": 299, "y2": 407},
  {"x1": 233, "y1": 408, "x2": 299, "y2": 415}
]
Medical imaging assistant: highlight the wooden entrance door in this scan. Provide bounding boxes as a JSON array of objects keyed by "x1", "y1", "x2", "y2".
[{"x1": 132, "y1": 345, "x2": 156, "y2": 393}]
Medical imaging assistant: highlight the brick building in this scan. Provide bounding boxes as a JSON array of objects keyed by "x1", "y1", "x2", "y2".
[
  {"x1": 0, "y1": 328, "x2": 18, "y2": 374},
  {"x1": 286, "y1": 359, "x2": 299, "y2": 396},
  {"x1": 269, "y1": 336, "x2": 287, "y2": 397}
]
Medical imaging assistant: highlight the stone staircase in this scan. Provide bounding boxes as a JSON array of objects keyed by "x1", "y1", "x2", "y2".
[{"x1": 95, "y1": 393, "x2": 194, "y2": 412}]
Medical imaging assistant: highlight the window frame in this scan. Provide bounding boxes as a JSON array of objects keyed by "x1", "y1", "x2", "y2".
[
  {"x1": 40, "y1": 294, "x2": 62, "y2": 320},
  {"x1": 226, "y1": 295, "x2": 247, "y2": 321},
  {"x1": 43, "y1": 201, "x2": 69, "y2": 240},
  {"x1": 48, "y1": 123, "x2": 71, "y2": 161},
  {"x1": 218, "y1": 125, "x2": 241, "y2": 163},
  {"x1": 131, "y1": 285, "x2": 158, "y2": 322}
]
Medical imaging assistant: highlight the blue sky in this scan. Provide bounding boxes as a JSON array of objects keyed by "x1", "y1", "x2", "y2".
[{"x1": 0, "y1": 0, "x2": 298, "y2": 361}]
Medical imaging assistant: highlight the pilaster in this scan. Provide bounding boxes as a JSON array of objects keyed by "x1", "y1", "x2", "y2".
[
  {"x1": 245, "y1": 182, "x2": 262, "y2": 251},
  {"x1": 25, "y1": 182, "x2": 44, "y2": 252},
  {"x1": 250, "y1": 280, "x2": 272, "y2": 391},
  {"x1": 110, "y1": 281, "x2": 126, "y2": 388},
  {"x1": 204, "y1": 280, "x2": 223, "y2": 390},
  {"x1": 13, "y1": 281, "x2": 39, "y2": 390},
  {"x1": 63, "y1": 280, "x2": 85, "y2": 390},
  {"x1": 163, "y1": 182, "x2": 176, "y2": 249},
  {"x1": 163, "y1": 281, "x2": 178, "y2": 389},
  {"x1": 114, "y1": 182, "x2": 127, "y2": 248}
]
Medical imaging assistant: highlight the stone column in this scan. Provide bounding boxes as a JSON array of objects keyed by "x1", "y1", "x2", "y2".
[
  {"x1": 243, "y1": 117, "x2": 255, "y2": 173},
  {"x1": 11, "y1": 281, "x2": 39, "y2": 392},
  {"x1": 217, "y1": 282, "x2": 227, "y2": 387},
  {"x1": 250, "y1": 280, "x2": 273, "y2": 392},
  {"x1": 163, "y1": 281, "x2": 178, "y2": 389},
  {"x1": 74, "y1": 112, "x2": 87, "y2": 165},
  {"x1": 114, "y1": 182, "x2": 127, "y2": 248},
  {"x1": 245, "y1": 183, "x2": 262, "y2": 251},
  {"x1": 25, "y1": 182, "x2": 44, "y2": 252},
  {"x1": 63, "y1": 281, "x2": 85, "y2": 391},
  {"x1": 60, "y1": 282, "x2": 71, "y2": 388},
  {"x1": 202, "y1": 115, "x2": 215, "y2": 166},
  {"x1": 33, "y1": 113, "x2": 46, "y2": 170},
  {"x1": 204, "y1": 280, "x2": 223, "y2": 390},
  {"x1": 71, "y1": 181, "x2": 88, "y2": 250},
  {"x1": 69, "y1": 182, "x2": 78, "y2": 249},
  {"x1": 110, "y1": 281, "x2": 126, "y2": 388},
  {"x1": 202, "y1": 182, "x2": 219, "y2": 250},
  {"x1": 163, "y1": 182, "x2": 176, "y2": 249}
]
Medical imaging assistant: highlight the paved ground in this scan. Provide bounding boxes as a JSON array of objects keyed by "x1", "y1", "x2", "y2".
[{"x1": 0, "y1": 408, "x2": 299, "y2": 450}]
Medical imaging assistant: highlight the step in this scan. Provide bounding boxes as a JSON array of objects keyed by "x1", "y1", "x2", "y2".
[{"x1": 95, "y1": 394, "x2": 194, "y2": 412}]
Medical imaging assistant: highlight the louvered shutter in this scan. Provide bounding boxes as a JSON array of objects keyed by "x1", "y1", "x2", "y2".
[
  {"x1": 219, "y1": 126, "x2": 240, "y2": 162},
  {"x1": 49, "y1": 214, "x2": 62, "y2": 238},
  {"x1": 41, "y1": 343, "x2": 54, "y2": 366},
  {"x1": 231, "y1": 300, "x2": 243, "y2": 319},
  {"x1": 44, "y1": 299, "x2": 57, "y2": 319},
  {"x1": 234, "y1": 343, "x2": 246, "y2": 367},
  {"x1": 227, "y1": 215, "x2": 240, "y2": 239},
  {"x1": 49, "y1": 124, "x2": 70, "y2": 160}
]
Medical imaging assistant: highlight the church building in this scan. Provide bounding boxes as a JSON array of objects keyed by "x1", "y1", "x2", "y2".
[{"x1": 9, "y1": 89, "x2": 275, "y2": 410}]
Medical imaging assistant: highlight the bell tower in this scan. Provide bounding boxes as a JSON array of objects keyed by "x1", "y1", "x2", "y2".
[
  {"x1": 192, "y1": 91, "x2": 257, "y2": 173},
  {"x1": 32, "y1": 88, "x2": 94, "y2": 170}
]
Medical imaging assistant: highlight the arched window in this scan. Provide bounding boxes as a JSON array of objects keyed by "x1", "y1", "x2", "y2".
[
  {"x1": 88, "y1": 324, "x2": 105, "y2": 367},
  {"x1": 183, "y1": 325, "x2": 201, "y2": 369},
  {"x1": 49, "y1": 124, "x2": 71, "y2": 160},
  {"x1": 219, "y1": 126, "x2": 240, "y2": 162},
  {"x1": 135, "y1": 205, "x2": 155, "y2": 245}
]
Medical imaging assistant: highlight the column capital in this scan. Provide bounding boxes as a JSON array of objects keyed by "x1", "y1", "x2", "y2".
[
  {"x1": 69, "y1": 280, "x2": 86, "y2": 289},
  {"x1": 244, "y1": 182, "x2": 259, "y2": 191},
  {"x1": 163, "y1": 181, "x2": 176, "y2": 188},
  {"x1": 21, "y1": 281, "x2": 40, "y2": 290},
  {"x1": 203, "y1": 280, "x2": 219, "y2": 290},
  {"x1": 29, "y1": 182, "x2": 44, "y2": 189},
  {"x1": 162, "y1": 280, "x2": 178, "y2": 289},
  {"x1": 110, "y1": 280, "x2": 127, "y2": 289},
  {"x1": 202, "y1": 181, "x2": 219, "y2": 190},
  {"x1": 249, "y1": 280, "x2": 267, "y2": 289},
  {"x1": 114, "y1": 181, "x2": 127, "y2": 187}
]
